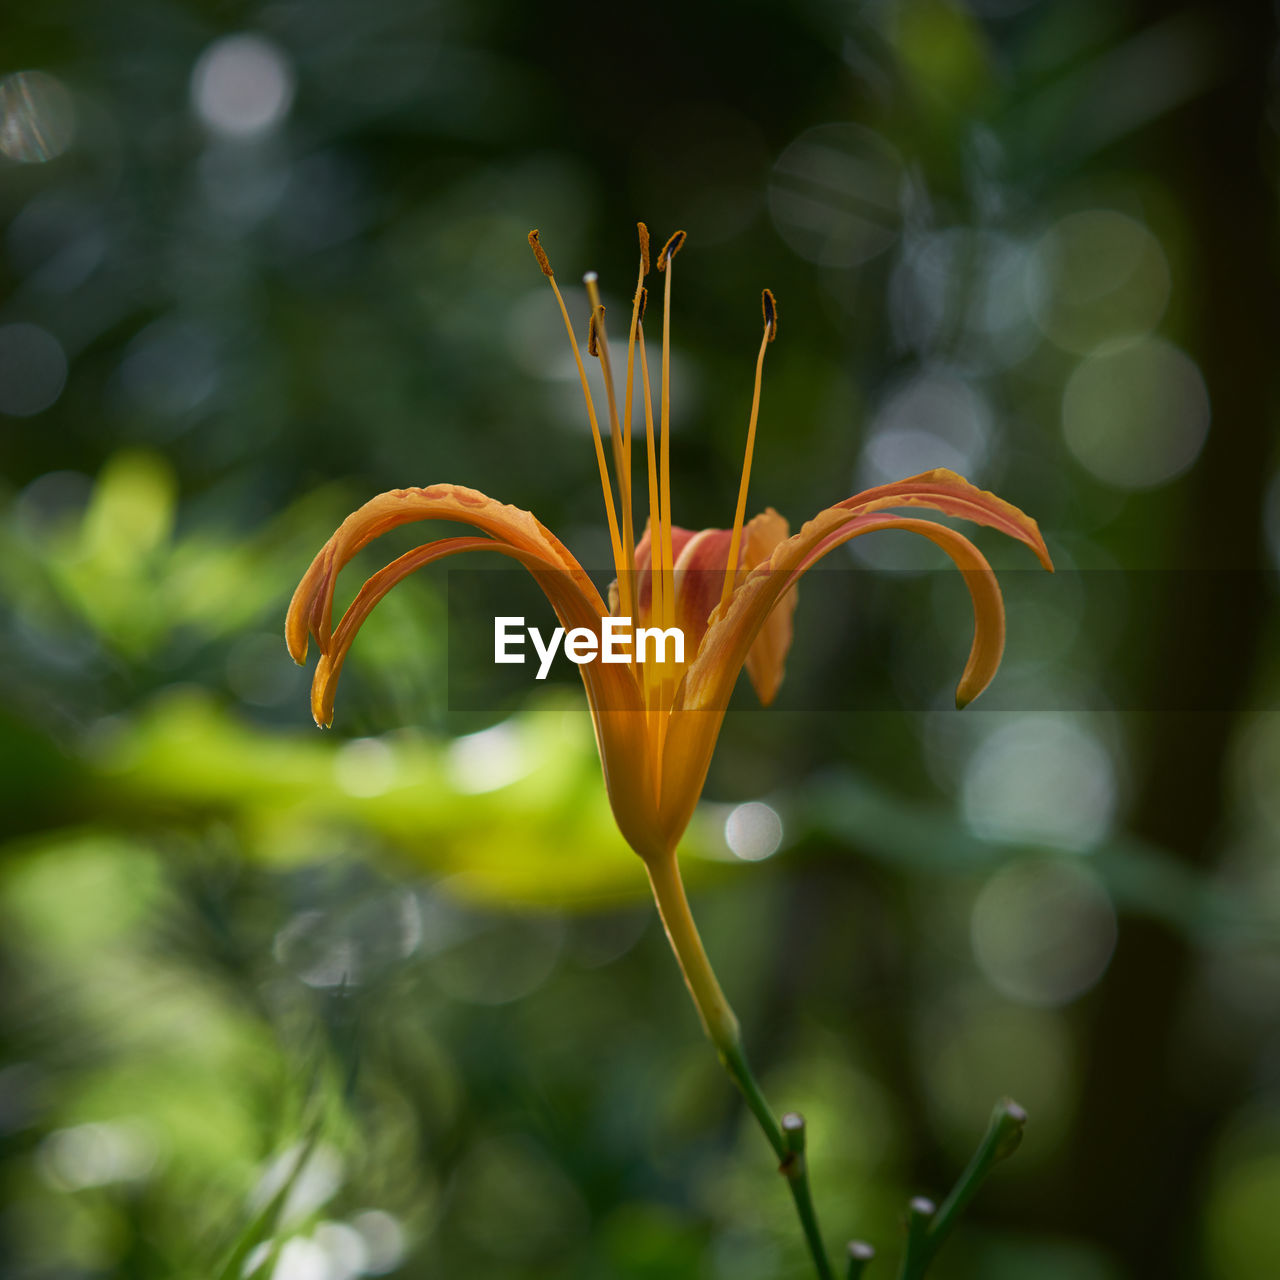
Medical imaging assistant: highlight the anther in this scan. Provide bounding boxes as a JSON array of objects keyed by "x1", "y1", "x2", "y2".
[
  {"x1": 657, "y1": 229, "x2": 686, "y2": 271},
  {"x1": 587, "y1": 304, "x2": 605, "y2": 357},
  {"x1": 527, "y1": 229, "x2": 553, "y2": 277},
  {"x1": 637, "y1": 222, "x2": 651, "y2": 275},
  {"x1": 762, "y1": 288, "x2": 778, "y2": 341},
  {"x1": 638, "y1": 286, "x2": 648, "y2": 322}
]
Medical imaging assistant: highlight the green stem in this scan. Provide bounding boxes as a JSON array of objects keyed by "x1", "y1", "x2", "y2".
[
  {"x1": 845, "y1": 1241, "x2": 876, "y2": 1279},
  {"x1": 644, "y1": 851, "x2": 835, "y2": 1280},
  {"x1": 897, "y1": 1099, "x2": 1026, "y2": 1280},
  {"x1": 928, "y1": 1099, "x2": 1025, "y2": 1246},
  {"x1": 896, "y1": 1197, "x2": 937, "y2": 1280},
  {"x1": 718, "y1": 1038, "x2": 786, "y2": 1160},
  {"x1": 780, "y1": 1112, "x2": 838, "y2": 1280}
]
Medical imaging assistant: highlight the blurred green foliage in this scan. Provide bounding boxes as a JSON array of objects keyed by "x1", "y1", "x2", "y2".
[{"x1": 1, "y1": 1, "x2": 1278, "y2": 1278}]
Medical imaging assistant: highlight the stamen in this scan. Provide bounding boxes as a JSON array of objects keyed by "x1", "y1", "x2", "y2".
[
  {"x1": 658, "y1": 232, "x2": 686, "y2": 640},
  {"x1": 719, "y1": 288, "x2": 777, "y2": 613},
  {"x1": 620, "y1": 227, "x2": 652, "y2": 630},
  {"x1": 637, "y1": 320, "x2": 663, "y2": 700},
  {"x1": 637, "y1": 320, "x2": 666, "y2": 741},
  {"x1": 527, "y1": 229, "x2": 625, "y2": 580},
  {"x1": 585, "y1": 280, "x2": 635, "y2": 619},
  {"x1": 528, "y1": 229, "x2": 553, "y2": 277},
  {"x1": 587, "y1": 301, "x2": 603, "y2": 358},
  {"x1": 762, "y1": 286, "x2": 778, "y2": 341},
  {"x1": 657, "y1": 229, "x2": 685, "y2": 270}
]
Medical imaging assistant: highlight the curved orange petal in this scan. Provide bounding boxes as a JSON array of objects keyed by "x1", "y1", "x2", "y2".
[
  {"x1": 653, "y1": 508, "x2": 1010, "y2": 850},
  {"x1": 682, "y1": 506, "x2": 1011, "y2": 717},
  {"x1": 309, "y1": 536, "x2": 643, "y2": 722},
  {"x1": 311, "y1": 535, "x2": 502, "y2": 727},
  {"x1": 839, "y1": 468, "x2": 1053, "y2": 571},
  {"x1": 286, "y1": 484, "x2": 597, "y2": 664},
  {"x1": 740, "y1": 508, "x2": 793, "y2": 706},
  {"x1": 295, "y1": 521, "x2": 661, "y2": 859},
  {"x1": 679, "y1": 474, "x2": 1051, "y2": 718}
]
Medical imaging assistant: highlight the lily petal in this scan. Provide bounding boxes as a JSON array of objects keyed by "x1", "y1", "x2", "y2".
[
  {"x1": 308, "y1": 532, "x2": 638, "y2": 727},
  {"x1": 683, "y1": 507, "x2": 1010, "y2": 718},
  {"x1": 289, "y1": 493, "x2": 663, "y2": 857},
  {"x1": 839, "y1": 468, "x2": 1053, "y2": 571},
  {"x1": 655, "y1": 485, "x2": 1048, "y2": 849},
  {"x1": 630, "y1": 520, "x2": 700, "y2": 624},
  {"x1": 628, "y1": 511, "x2": 793, "y2": 702},
  {"x1": 740, "y1": 508, "x2": 793, "y2": 706},
  {"x1": 311, "y1": 535, "x2": 511, "y2": 727},
  {"x1": 286, "y1": 484, "x2": 594, "y2": 664}
]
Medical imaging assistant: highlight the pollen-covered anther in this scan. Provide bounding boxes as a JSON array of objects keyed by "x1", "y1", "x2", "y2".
[
  {"x1": 657, "y1": 229, "x2": 686, "y2": 271},
  {"x1": 762, "y1": 288, "x2": 778, "y2": 342},
  {"x1": 638, "y1": 286, "x2": 648, "y2": 322},
  {"x1": 528, "y1": 229, "x2": 553, "y2": 277},
  {"x1": 588, "y1": 304, "x2": 606, "y2": 357},
  {"x1": 637, "y1": 222, "x2": 651, "y2": 275}
]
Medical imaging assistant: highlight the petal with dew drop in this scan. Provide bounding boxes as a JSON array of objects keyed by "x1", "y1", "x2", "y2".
[
  {"x1": 286, "y1": 484, "x2": 593, "y2": 664},
  {"x1": 293, "y1": 517, "x2": 661, "y2": 859},
  {"x1": 839, "y1": 468, "x2": 1053, "y2": 571}
]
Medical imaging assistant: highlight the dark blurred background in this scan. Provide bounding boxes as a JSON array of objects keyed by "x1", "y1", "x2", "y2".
[{"x1": 1, "y1": 0, "x2": 1278, "y2": 1277}]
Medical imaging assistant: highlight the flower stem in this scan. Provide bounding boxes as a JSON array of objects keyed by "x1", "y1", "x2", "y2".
[
  {"x1": 896, "y1": 1098, "x2": 1026, "y2": 1280},
  {"x1": 644, "y1": 851, "x2": 741, "y2": 1051},
  {"x1": 780, "y1": 1112, "x2": 838, "y2": 1280},
  {"x1": 644, "y1": 852, "x2": 835, "y2": 1280}
]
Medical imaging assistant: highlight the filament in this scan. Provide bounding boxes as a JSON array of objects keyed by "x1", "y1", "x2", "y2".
[
  {"x1": 637, "y1": 317, "x2": 661, "y2": 714},
  {"x1": 585, "y1": 276, "x2": 634, "y2": 618},
  {"x1": 620, "y1": 223, "x2": 651, "y2": 628},
  {"x1": 656, "y1": 231, "x2": 685, "y2": 640},
  {"x1": 719, "y1": 289, "x2": 777, "y2": 612},
  {"x1": 528, "y1": 230, "x2": 625, "y2": 580}
]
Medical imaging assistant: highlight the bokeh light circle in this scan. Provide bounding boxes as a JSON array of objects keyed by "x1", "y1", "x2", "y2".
[
  {"x1": 446, "y1": 720, "x2": 533, "y2": 793},
  {"x1": 430, "y1": 916, "x2": 563, "y2": 1006},
  {"x1": 858, "y1": 370, "x2": 992, "y2": 488},
  {"x1": 0, "y1": 71, "x2": 76, "y2": 163},
  {"x1": 0, "y1": 323, "x2": 68, "y2": 417},
  {"x1": 190, "y1": 34, "x2": 295, "y2": 139},
  {"x1": 333, "y1": 737, "x2": 398, "y2": 798},
  {"x1": 724, "y1": 802, "x2": 783, "y2": 861},
  {"x1": 962, "y1": 714, "x2": 1116, "y2": 852},
  {"x1": 891, "y1": 230, "x2": 1041, "y2": 370},
  {"x1": 769, "y1": 123, "x2": 902, "y2": 267},
  {"x1": 970, "y1": 858, "x2": 1117, "y2": 1006},
  {"x1": 349, "y1": 1209, "x2": 407, "y2": 1274},
  {"x1": 1032, "y1": 209, "x2": 1170, "y2": 353},
  {"x1": 1062, "y1": 337, "x2": 1210, "y2": 490}
]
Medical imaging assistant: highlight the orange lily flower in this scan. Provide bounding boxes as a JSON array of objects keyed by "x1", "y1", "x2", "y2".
[{"x1": 286, "y1": 225, "x2": 1052, "y2": 1055}]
